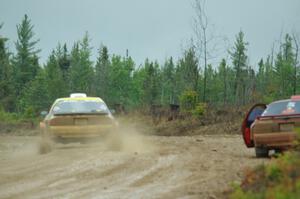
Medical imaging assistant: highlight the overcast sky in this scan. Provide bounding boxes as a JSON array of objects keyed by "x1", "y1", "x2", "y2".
[{"x1": 1, "y1": 0, "x2": 300, "y2": 68}]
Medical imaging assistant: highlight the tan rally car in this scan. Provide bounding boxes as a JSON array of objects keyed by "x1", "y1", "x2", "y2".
[
  {"x1": 242, "y1": 96, "x2": 299, "y2": 157},
  {"x1": 40, "y1": 93, "x2": 117, "y2": 143}
]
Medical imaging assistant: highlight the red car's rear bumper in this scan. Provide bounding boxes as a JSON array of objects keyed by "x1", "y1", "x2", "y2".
[{"x1": 253, "y1": 132, "x2": 297, "y2": 148}]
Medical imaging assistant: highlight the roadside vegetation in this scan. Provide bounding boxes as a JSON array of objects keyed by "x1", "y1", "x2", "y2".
[
  {"x1": 0, "y1": 11, "x2": 299, "y2": 127},
  {"x1": 229, "y1": 132, "x2": 300, "y2": 199}
]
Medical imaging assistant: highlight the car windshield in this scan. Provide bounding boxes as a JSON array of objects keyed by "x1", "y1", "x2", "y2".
[
  {"x1": 52, "y1": 100, "x2": 109, "y2": 114},
  {"x1": 262, "y1": 100, "x2": 300, "y2": 116}
]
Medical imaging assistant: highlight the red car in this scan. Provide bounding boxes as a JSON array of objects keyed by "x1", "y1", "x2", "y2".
[{"x1": 242, "y1": 96, "x2": 299, "y2": 157}]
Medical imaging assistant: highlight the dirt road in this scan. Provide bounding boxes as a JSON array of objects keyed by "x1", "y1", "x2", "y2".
[{"x1": 0, "y1": 134, "x2": 267, "y2": 199}]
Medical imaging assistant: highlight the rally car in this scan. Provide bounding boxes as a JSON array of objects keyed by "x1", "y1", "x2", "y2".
[
  {"x1": 242, "y1": 96, "x2": 299, "y2": 157},
  {"x1": 40, "y1": 93, "x2": 117, "y2": 143}
]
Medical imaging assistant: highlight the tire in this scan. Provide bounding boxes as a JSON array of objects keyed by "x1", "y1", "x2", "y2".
[{"x1": 255, "y1": 147, "x2": 269, "y2": 158}]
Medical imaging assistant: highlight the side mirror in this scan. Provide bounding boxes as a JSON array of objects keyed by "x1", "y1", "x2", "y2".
[{"x1": 40, "y1": 111, "x2": 48, "y2": 117}]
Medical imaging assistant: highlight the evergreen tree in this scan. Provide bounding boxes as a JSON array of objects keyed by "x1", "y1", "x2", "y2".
[
  {"x1": 218, "y1": 59, "x2": 228, "y2": 105},
  {"x1": 18, "y1": 70, "x2": 50, "y2": 115},
  {"x1": 131, "y1": 65, "x2": 146, "y2": 107},
  {"x1": 56, "y1": 43, "x2": 71, "y2": 94},
  {"x1": 95, "y1": 45, "x2": 110, "y2": 99},
  {"x1": 274, "y1": 34, "x2": 295, "y2": 98},
  {"x1": 69, "y1": 33, "x2": 94, "y2": 94},
  {"x1": 13, "y1": 14, "x2": 40, "y2": 96},
  {"x1": 108, "y1": 55, "x2": 135, "y2": 106},
  {"x1": 44, "y1": 50, "x2": 65, "y2": 101},
  {"x1": 178, "y1": 47, "x2": 199, "y2": 92},
  {"x1": 205, "y1": 64, "x2": 215, "y2": 102},
  {"x1": 229, "y1": 31, "x2": 249, "y2": 105},
  {"x1": 256, "y1": 59, "x2": 265, "y2": 95},
  {"x1": 161, "y1": 57, "x2": 176, "y2": 105},
  {"x1": 0, "y1": 24, "x2": 14, "y2": 111},
  {"x1": 143, "y1": 59, "x2": 160, "y2": 106}
]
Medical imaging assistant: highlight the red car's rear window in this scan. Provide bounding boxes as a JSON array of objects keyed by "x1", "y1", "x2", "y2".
[{"x1": 262, "y1": 100, "x2": 300, "y2": 116}]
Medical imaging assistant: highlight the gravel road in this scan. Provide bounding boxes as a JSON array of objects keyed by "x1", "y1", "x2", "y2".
[{"x1": 0, "y1": 134, "x2": 267, "y2": 199}]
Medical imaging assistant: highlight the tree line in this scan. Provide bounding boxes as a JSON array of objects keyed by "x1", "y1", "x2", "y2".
[{"x1": 0, "y1": 15, "x2": 299, "y2": 116}]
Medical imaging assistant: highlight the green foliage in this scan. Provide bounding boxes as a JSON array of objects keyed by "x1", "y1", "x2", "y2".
[
  {"x1": 161, "y1": 57, "x2": 176, "y2": 105},
  {"x1": 230, "y1": 152, "x2": 300, "y2": 199},
  {"x1": 274, "y1": 34, "x2": 296, "y2": 98},
  {"x1": 69, "y1": 33, "x2": 94, "y2": 94},
  {"x1": 44, "y1": 50, "x2": 66, "y2": 101},
  {"x1": 0, "y1": 24, "x2": 15, "y2": 112},
  {"x1": 95, "y1": 45, "x2": 110, "y2": 99},
  {"x1": 13, "y1": 14, "x2": 40, "y2": 97},
  {"x1": 108, "y1": 55, "x2": 135, "y2": 106},
  {"x1": 18, "y1": 70, "x2": 50, "y2": 115},
  {"x1": 266, "y1": 164, "x2": 282, "y2": 182},
  {"x1": 176, "y1": 47, "x2": 199, "y2": 97},
  {"x1": 180, "y1": 90, "x2": 198, "y2": 112},
  {"x1": 230, "y1": 128, "x2": 300, "y2": 199},
  {"x1": 0, "y1": 108, "x2": 23, "y2": 124},
  {"x1": 1, "y1": 15, "x2": 300, "y2": 120},
  {"x1": 229, "y1": 31, "x2": 250, "y2": 105},
  {"x1": 192, "y1": 103, "x2": 207, "y2": 117},
  {"x1": 142, "y1": 59, "x2": 161, "y2": 106}
]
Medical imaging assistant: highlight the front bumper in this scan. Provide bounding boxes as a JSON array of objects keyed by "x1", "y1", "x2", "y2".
[
  {"x1": 48, "y1": 125, "x2": 115, "y2": 138},
  {"x1": 253, "y1": 132, "x2": 297, "y2": 148}
]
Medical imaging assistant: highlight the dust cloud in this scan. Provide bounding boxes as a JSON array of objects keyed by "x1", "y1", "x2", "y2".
[
  {"x1": 37, "y1": 119, "x2": 156, "y2": 155},
  {"x1": 104, "y1": 121, "x2": 156, "y2": 153}
]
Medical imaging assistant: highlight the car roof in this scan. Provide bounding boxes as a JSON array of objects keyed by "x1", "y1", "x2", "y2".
[
  {"x1": 270, "y1": 98, "x2": 300, "y2": 104},
  {"x1": 55, "y1": 97, "x2": 104, "y2": 103},
  {"x1": 271, "y1": 99, "x2": 290, "y2": 104}
]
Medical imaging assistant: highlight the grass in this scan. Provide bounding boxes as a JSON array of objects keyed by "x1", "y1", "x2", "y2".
[
  {"x1": 0, "y1": 109, "x2": 40, "y2": 134},
  {"x1": 0, "y1": 109, "x2": 24, "y2": 124},
  {"x1": 229, "y1": 131, "x2": 300, "y2": 199}
]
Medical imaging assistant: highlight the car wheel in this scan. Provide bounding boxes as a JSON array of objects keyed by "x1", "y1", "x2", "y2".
[{"x1": 255, "y1": 147, "x2": 269, "y2": 158}]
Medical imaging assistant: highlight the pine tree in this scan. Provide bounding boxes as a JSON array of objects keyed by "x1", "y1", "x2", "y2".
[
  {"x1": 69, "y1": 33, "x2": 94, "y2": 94},
  {"x1": 274, "y1": 34, "x2": 295, "y2": 98},
  {"x1": 178, "y1": 47, "x2": 199, "y2": 92},
  {"x1": 108, "y1": 55, "x2": 135, "y2": 106},
  {"x1": 44, "y1": 50, "x2": 65, "y2": 101},
  {"x1": 56, "y1": 43, "x2": 71, "y2": 94},
  {"x1": 143, "y1": 59, "x2": 160, "y2": 106},
  {"x1": 256, "y1": 59, "x2": 265, "y2": 95},
  {"x1": 95, "y1": 45, "x2": 110, "y2": 99},
  {"x1": 0, "y1": 24, "x2": 14, "y2": 111},
  {"x1": 131, "y1": 65, "x2": 146, "y2": 107},
  {"x1": 18, "y1": 70, "x2": 50, "y2": 115},
  {"x1": 229, "y1": 31, "x2": 249, "y2": 105},
  {"x1": 161, "y1": 57, "x2": 175, "y2": 104},
  {"x1": 13, "y1": 14, "x2": 40, "y2": 96},
  {"x1": 218, "y1": 59, "x2": 228, "y2": 105},
  {"x1": 205, "y1": 64, "x2": 215, "y2": 102}
]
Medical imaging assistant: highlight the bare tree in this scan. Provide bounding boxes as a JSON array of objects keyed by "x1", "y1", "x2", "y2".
[
  {"x1": 193, "y1": 0, "x2": 208, "y2": 102},
  {"x1": 192, "y1": 0, "x2": 226, "y2": 102}
]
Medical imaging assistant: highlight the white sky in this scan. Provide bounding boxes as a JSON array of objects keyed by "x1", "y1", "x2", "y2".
[{"x1": 1, "y1": 0, "x2": 300, "y2": 68}]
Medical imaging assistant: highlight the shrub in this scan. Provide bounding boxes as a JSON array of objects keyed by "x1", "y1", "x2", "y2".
[
  {"x1": 229, "y1": 129, "x2": 300, "y2": 199},
  {"x1": 192, "y1": 103, "x2": 207, "y2": 118},
  {"x1": 0, "y1": 108, "x2": 23, "y2": 124},
  {"x1": 179, "y1": 90, "x2": 198, "y2": 113}
]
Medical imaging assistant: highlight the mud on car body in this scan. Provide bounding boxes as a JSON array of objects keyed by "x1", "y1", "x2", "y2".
[
  {"x1": 242, "y1": 96, "x2": 299, "y2": 157},
  {"x1": 40, "y1": 93, "x2": 117, "y2": 143}
]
